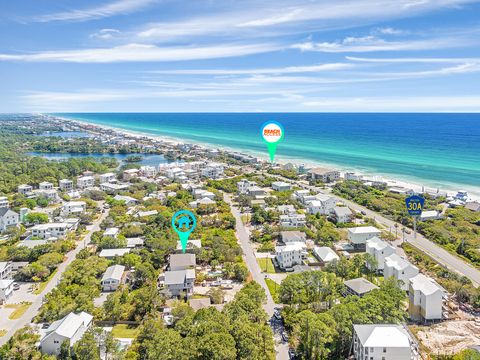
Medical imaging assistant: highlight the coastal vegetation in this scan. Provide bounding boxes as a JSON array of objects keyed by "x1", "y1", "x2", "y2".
[{"x1": 333, "y1": 181, "x2": 480, "y2": 268}]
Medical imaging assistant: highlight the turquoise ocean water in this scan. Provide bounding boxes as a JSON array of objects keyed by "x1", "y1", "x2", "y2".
[{"x1": 56, "y1": 113, "x2": 480, "y2": 196}]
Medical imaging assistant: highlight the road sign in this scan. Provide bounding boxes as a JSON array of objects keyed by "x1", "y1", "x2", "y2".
[{"x1": 405, "y1": 195, "x2": 424, "y2": 216}]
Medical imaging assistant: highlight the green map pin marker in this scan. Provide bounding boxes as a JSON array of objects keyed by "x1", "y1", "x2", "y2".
[
  {"x1": 172, "y1": 210, "x2": 196, "y2": 253},
  {"x1": 261, "y1": 121, "x2": 284, "y2": 163}
]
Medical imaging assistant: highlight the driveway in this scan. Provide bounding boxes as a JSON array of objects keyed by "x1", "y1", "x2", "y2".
[{"x1": 0, "y1": 205, "x2": 110, "y2": 345}]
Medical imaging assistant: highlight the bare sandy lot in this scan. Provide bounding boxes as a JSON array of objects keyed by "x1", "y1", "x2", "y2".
[{"x1": 413, "y1": 320, "x2": 480, "y2": 355}]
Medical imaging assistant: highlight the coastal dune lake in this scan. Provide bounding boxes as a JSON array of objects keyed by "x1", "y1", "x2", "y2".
[{"x1": 56, "y1": 113, "x2": 480, "y2": 195}]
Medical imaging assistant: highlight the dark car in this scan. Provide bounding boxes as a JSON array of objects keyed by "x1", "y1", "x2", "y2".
[
  {"x1": 282, "y1": 332, "x2": 289, "y2": 342},
  {"x1": 42, "y1": 323, "x2": 50, "y2": 329},
  {"x1": 288, "y1": 348, "x2": 296, "y2": 359},
  {"x1": 361, "y1": 210, "x2": 367, "y2": 215},
  {"x1": 13, "y1": 283, "x2": 20, "y2": 290}
]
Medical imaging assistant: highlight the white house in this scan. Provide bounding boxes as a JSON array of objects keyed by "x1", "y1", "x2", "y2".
[
  {"x1": 352, "y1": 324, "x2": 417, "y2": 360},
  {"x1": 18, "y1": 184, "x2": 33, "y2": 195},
  {"x1": 409, "y1": 274, "x2": 444, "y2": 321},
  {"x1": 0, "y1": 262, "x2": 12, "y2": 279},
  {"x1": 61, "y1": 201, "x2": 86, "y2": 217},
  {"x1": 280, "y1": 213, "x2": 306, "y2": 228},
  {"x1": 313, "y1": 247, "x2": 340, "y2": 265},
  {"x1": 59, "y1": 179, "x2": 73, "y2": 192},
  {"x1": 101, "y1": 183, "x2": 130, "y2": 194},
  {"x1": 101, "y1": 265, "x2": 125, "y2": 291},
  {"x1": 275, "y1": 242, "x2": 306, "y2": 269},
  {"x1": 77, "y1": 176, "x2": 95, "y2": 189},
  {"x1": 99, "y1": 248, "x2": 130, "y2": 259},
  {"x1": 113, "y1": 195, "x2": 137, "y2": 205},
  {"x1": 140, "y1": 166, "x2": 157, "y2": 178},
  {"x1": 39, "y1": 181, "x2": 54, "y2": 191},
  {"x1": 365, "y1": 237, "x2": 396, "y2": 271},
  {"x1": 123, "y1": 168, "x2": 139, "y2": 181},
  {"x1": 308, "y1": 167, "x2": 340, "y2": 183},
  {"x1": 31, "y1": 222, "x2": 76, "y2": 240},
  {"x1": 306, "y1": 194, "x2": 336, "y2": 215},
  {"x1": 384, "y1": 254, "x2": 419, "y2": 291},
  {"x1": 193, "y1": 189, "x2": 215, "y2": 200},
  {"x1": 292, "y1": 189, "x2": 310, "y2": 203},
  {"x1": 247, "y1": 186, "x2": 266, "y2": 198},
  {"x1": 99, "y1": 172, "x2": 116, "y2": 183},
  {"x1": 419, "y1": 210, "x2": 443, "y2": 221},
  {"x1": 103, "y1": 227, "x2": 120, "y2": 239},
  {"x1": 0, "y1": 208, "x2": 19, "y2": 232},
  {"x1": 0, "y1": 279, "x2": 14, "y2": 304},
  {"x1": 0, "y1": 197, "x2": 8, "y2": 208},
  {"x1": 280, "y1": 231, "x2": 306, "y2": 244},
  {"x1": 164, "y1": 269, "x2": 195, "y2": 298},
  {"x1": 40, "y1": 311, "x2": 93, "y2": 356},
  {"x1": 272, "y1": 181, "x2": 292, "y2": 192},
  {"x1": 348, "y1": 226, "x2": 382, "y2": 246},
  {"x1": 277, "y1": 205, "x2": 296, "y2": 215},
  {"x1": 201, "y1": 162, "x2": 224, "y2": 179},
  {"x1": 333, "y1": 206, "x2": 353, "y2": 223}
]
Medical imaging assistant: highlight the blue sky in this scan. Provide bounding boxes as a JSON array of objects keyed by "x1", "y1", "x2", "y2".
[{"x1": 2, "y1": 0, "x2": 480, "y2": 112}]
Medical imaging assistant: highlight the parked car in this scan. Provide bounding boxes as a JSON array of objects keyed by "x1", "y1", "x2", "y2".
[
  {"x1": 282, "y1": 332, "x2": 289, "y2": 342},
  {"x1": 13, "y1": 283, "x2": 20, "y2": 290},
  {"x1": 42, "y1": 323, "x2": 50, "y2": 329},
  {"x1": 288, "y1": 348, "x2": 296, "y2": 359},
  {"x1": 274, "y1": 311, "x2": 282, "y2": 320},
  {"x1": 361, "y1": 210, "x2": 367, "y2": 215}
]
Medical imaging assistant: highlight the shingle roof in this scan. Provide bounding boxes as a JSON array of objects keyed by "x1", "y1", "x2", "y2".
[{"x1": 344, "y1": 278, "x2": 379, "y2": 295}]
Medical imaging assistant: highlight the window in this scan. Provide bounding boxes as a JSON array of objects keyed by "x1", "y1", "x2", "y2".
[{"x1": 383, "y1": 347, "x2": 387, "y2": 353}]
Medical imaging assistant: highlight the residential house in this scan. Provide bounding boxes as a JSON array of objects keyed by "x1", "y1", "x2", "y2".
[
  {"x1": 365, "y1": 237, "x2": 396, "y2": 271},
  {"x1": 292, "y1": 189, "x2": 310, "y2": 203},
  {"x1": 103, "y1": 227, "x2": 120, "y2": 239},
  {"x1": 99, "y1": 172, "x2": 116, "y2": 183},
  {"x1": 275, "y1": 242, "x2": 306, "y2": 269},
  {"x1": 419, "y1": 210, "x2": 443, "y2": 221},
  {"x1": 409, "y1": 274, "x2": 444, "y2": 322},
  {"x1": 193, "y1": 189, "x2": 215, "y2": 200},
  {"x1": 189, "y1": 297, "x2": 212, "y2": 311},
  {"x1": 99, "y1": 248, "x2": 130, "y2": 259},
  {"x1": 277, "y1": 205, "x2": 296, "y2": 215},
  {"x1": 190, "y1": 197, "x2": 216, "y2": 208},
  {"x1": 280, "y1": 231, "x2": 307, "y2": 244},
  {"x1": 101, "y1": 265, "x2": 126, "y2": 291},
  {"x1": 18, "y1": 184, "x2": 33, "y2": 195},
  {"x1": 247, "y1": 186, "x2": 266, "y2": 198},
  {"x1": 237, "y1": 179, "x2": 257, "y2": 194},
  {"x1": 333, "y1": 206, "x2": 353, "y2": 223},
  {"x1": 0, "y1": 279, "x2": 14, "y2": 304},
  {"x1": 176, "y1": 239, "x2": 202, "y2": 252},
  {"x1": 164, "y1": 269, "x2": 195, "y2": 298},
  {"x1": 61, "y1": 201, "x2": 86, "y2": 217},
  {"x1": 344, "y1": 278, "x2": 379, "y2": 297},
  {"x1": 126, "y1": 237, "x2": 145, "y2": 248},
  {"x1": 31, "y1": 222, "x2": 76, "y2": 240},
  {"x1": 280, "y1": 213, "x2": 306, "y2": 228},
  {"x1": 101, "y1": 183, "x2": 130, "y2": 194},
  {"x1": 59, "y1": 179, "x2": 73, "y2": 192},
  {"x1": 465, "y1": 201, "x2": 480, "y2": 212},
  {"x1": 384, "y1": 254, "x2": 419, "y2": 291},
  {"x1": 40, "y1": 312, "x2": 93, "y2": 356},
  {"x1": 352, "y1": 324, "x2": 418, "y2": 360},
  {"x1": 140, "y1": 166, "x2": 157, "y2": 178},
  {"x1": 306, "y1": 194, "x2": 336, "y2": 215},
  {"x1": 272, "y1": 181, "x2": 292, "y2": 192},
  {"x1": 0, "y1": 262, "x2": 12, "y2": 279},
  {"x1": 77, "y1": 175, "x2": 95, "y2": 189},
  {"x1": 344, "y1": 172, "x2": 363, "y2": 181},
  {"x1": 313, "y1": 247, "x2": 340, "y2": 265},
  {"x1": 0, "y1": 208, "x2": 19, "y2": 232},
  {"x1": 39, "y1": 181, "x2": 54, "y2": 191},
  {"x1": 0, "y1": 197, "x2": 9, "y2": 208},
  {"x1": 113, "y1": 195, "x2": 138, "y2": 205},
  {"x1": 169, "y1": 253, "x2": 196, "y2": 271},
  {"x1": 249, "y1": 199, "x2": 266, "y2": 208},
  {"x1": 348, "y1": 226, "x2": 382, "y2": 247},
  {"x1": 201, "y1": 162, "x2": 224, "y2": 179},
  {"x1": 308, "y1": 167, "x2": 340, "y2": 183},
  {"x1": 123, "y1": 168, "x2": 139, "y2": 181}
]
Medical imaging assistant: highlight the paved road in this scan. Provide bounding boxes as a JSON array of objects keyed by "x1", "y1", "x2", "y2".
[
  {"x1": 266, "y1": 172, "x2": 480, "y2": 287},
  {"x1": 0, "y1": 206, "x2": 110, "y2": 345},
  {"x1": 224, "y1": 194, "x2": 289, "y2": 360}
]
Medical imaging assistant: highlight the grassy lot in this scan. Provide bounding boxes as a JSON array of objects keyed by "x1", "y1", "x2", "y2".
[
  {"x1": 257, "y1": 258, "x2": 276, "y2": 273},
  {"x1": 0, "y1": 329, "x2": 6, "y2": 337},
  {"x1": 33, "y1": 269, "x2": 58, "y2": 295},
  {"x1": 111, "y1": 324, "x2": 140, "y2": 339},
  {"x1": 265, "y1": 278, "x2": 280, "y2": 303},
  {"x1": 5, "y1": 302, "x2": 32, "y2": 320}
]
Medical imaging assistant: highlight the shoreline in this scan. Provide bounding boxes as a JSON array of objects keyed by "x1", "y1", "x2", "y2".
[{"x1": 54, "y1": 114, "x2": 480, "y2": 201}]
